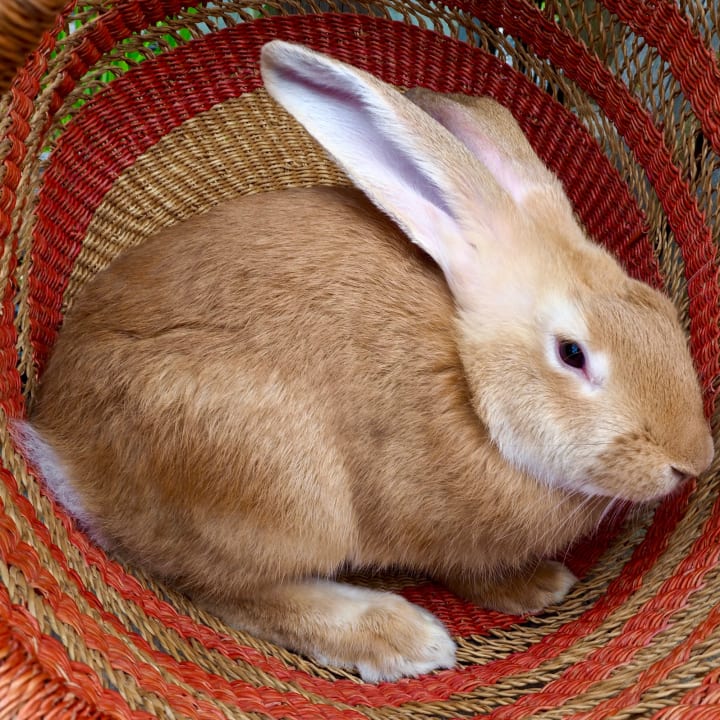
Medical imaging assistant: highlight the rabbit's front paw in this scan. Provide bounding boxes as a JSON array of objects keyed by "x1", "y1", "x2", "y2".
[
  {"x1": 314, "y1": 586, "x2": 457, "y2": 682},
  {"x1": 447, "y1": 560, "x2": 577, "y2": 616},
  {"x1": 211, "y1": 580, "x2": 455, "y2": 683}
]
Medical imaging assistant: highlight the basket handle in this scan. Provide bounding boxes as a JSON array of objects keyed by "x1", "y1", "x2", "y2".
[{"x1": 0, "y1": 0, "x2": 68, "y2": 94}]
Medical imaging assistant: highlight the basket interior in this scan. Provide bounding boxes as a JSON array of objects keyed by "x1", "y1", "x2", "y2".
[{"x1": 2, "y1": 1, "x2": 720, "y2": 717}]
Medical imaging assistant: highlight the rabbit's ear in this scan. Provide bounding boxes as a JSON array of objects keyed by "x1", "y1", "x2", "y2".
[
  {"x1": 260, "y1": 41, "x2": 515, "y2": 307},
  {"x1": 404, "y1": 89, "x2": 568, "y2": 208}
]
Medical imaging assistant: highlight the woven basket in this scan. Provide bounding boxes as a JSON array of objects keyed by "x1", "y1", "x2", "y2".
[{"x1": 2, "y1": 0, "x2": 720, "y2": 717}]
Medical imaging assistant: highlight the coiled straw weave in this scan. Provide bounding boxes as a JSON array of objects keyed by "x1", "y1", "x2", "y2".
[{"x1": 2, "y1": 0, "x2": 720, "y2": 717}]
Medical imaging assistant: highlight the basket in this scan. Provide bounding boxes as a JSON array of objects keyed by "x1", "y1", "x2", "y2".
[{"x1": 2, "y1": 0, "x2": 720, "y2": 717}]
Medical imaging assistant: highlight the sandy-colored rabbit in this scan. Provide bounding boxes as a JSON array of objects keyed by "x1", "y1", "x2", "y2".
[{"x1": 17, "y1": 41, "x2": 712, "y2": 682}]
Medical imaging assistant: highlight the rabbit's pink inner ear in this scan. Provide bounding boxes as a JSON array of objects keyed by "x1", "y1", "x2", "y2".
[
  {"x1": 417, "y1": 105, "x2": 533, "y2": 204},
  {"x1": 463, "y1": 144, "x2": 531, "y2": 205},
  {"x1": 261, "y1": 43, "x2": 454, "y2": 220},
  {"x1": 403, "y1": 94, "x2": 549, "y2": 206},
  {"x1": 266, "y1": 62, "x2": 456, "y2": 219}
]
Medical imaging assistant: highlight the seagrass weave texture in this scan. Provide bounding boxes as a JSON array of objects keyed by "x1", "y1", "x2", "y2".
[{"x1": 1, "y1": 0, "x2": 720, "y2": 717}]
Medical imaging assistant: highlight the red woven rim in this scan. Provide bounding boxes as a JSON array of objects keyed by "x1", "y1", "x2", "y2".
[{"x1": 1, "y1": 1, "x2": 719, "y2": 717}]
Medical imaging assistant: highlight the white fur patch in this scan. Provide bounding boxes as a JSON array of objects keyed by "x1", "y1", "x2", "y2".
[
  {"x1": 10, "y1": 420, "x2": 103, "y2": 542},
  {"x1": 586, "y1": 350, "x2": 610, "y2": 388},
  {"x1": 543, "y1": 296, "x2": 588, "y2": 345}
]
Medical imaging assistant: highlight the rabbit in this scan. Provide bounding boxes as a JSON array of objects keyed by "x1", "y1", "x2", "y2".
[{"x1": 15, "y1": 40, "x2": 713, "y2": 683}]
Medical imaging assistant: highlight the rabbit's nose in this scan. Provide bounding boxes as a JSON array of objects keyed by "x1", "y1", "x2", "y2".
[{"x1": 673, "y1": 430, "x2": 714, "y2": 480}]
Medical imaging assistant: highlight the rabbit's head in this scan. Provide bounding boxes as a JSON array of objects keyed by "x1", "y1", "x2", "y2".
[{"x1": 261, "y1": 41, "x2": 713, "y2": 503}]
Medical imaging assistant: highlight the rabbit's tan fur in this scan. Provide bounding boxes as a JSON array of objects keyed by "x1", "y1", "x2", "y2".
[{"x1": 20, "y1": 42, "x2": 712, "y2": 682}]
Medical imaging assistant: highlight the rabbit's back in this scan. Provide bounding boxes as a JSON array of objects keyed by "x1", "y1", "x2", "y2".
[{"x1": 31, "y1": 186, "x2": 495, "y2": 590}]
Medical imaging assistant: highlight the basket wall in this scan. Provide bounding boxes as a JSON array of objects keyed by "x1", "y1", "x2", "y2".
[{"x1": 1, "y1": 0, "x2": 720, "y2": 717}]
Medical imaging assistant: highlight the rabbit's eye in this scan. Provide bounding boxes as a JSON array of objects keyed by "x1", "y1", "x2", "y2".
[{"x1": 557, "y1": 339, "x2": 586, "y2": 370}]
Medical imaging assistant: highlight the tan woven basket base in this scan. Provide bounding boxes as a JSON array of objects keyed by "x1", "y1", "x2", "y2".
[{"x1": 64, "y1": 90, "x2": 348, "y2": 312}]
